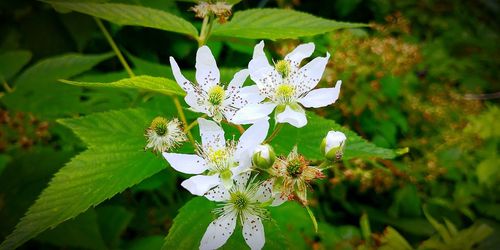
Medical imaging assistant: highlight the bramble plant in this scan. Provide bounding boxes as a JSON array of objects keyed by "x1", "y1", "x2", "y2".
[{"x1": 1, "y1": 1, "x2": 497, "y2": 250}]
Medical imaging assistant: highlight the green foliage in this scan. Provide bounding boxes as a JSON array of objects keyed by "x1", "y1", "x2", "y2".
[
  {"x1": 62, "y1": 75, "x2": 185, "y2": 96},
  {"x1": 47, "y1": 1, "x2": 198, "y2": 38},
  {"x1": 0, "y1": 108, "x2": 168, "y2": 250},
  {"x1": 0, "y1": 50, "x2": 32, "y2": 82},
  {"x1": 212, "y1": 8, "x2": 366, "y2": 40},
  {"x1": 272, "y1": 111, "x2": 401, "y2": 160}
]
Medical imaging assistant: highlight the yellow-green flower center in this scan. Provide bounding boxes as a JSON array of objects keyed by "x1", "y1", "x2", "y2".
[
  {"x1": 209, "y1": 148, "x2": 228, "y2": 165},
  {"x1": 287, "y1": 158, "x2": 303, "y2": 178},
  {"x1": 275, "y1": 60, "x2": 291, "y2": 77},
  {"x1": 151, "y1": 117, "x2": 168, "y2": 136},
  {"x1": 230, "y1": 191, "x2": 249, "y2": 210},
  {"x1": 275, "y1": 84, "x2": 295, "y2": 104},
  {"x1": 207, "y1": 85, "x2": 225, "y2": 106}
]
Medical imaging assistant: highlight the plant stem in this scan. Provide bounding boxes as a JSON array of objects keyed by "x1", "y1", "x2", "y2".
[
  {"x1": 95, "y1": 18, "x2": 135, "y2": 78},
  {"x1": 264, "y1": 123, "x2": 284, "y2": 144},
  {"x1": 305, "y1": 205, "x2": 319, "y2": 233},
  {"x1": 197, "y1": 14, "x2": 214, "y2": 46},
  {"x1": 174, "y1": 97, "x2": 195, "y2": 145}
]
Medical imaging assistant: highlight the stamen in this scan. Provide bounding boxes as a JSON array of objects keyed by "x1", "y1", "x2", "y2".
[
  {"x1": 208, "y1": 85, "x2": 226, "y2": 106},
  {"x1": 274, "y1": 84, "x2": 295, "y2": 104}
]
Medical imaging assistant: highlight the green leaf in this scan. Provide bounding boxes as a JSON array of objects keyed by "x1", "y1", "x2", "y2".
[
  {"x1": 379, "y1": 227, "x2": 413, "y2": 250},
  {"x1": 46, "y1": 1, "x2": 198, "y2": 38},
  {"x1": 0, "y1": 108, "x2": 169, "y2": 250},
  {"x1": 273, "y1": 112, "x2": 399, "y2": 160},
  {"x1": 62, "y1": 75, "x2": 186, "y2": 96},
  {"x1": 0, "y1": 50, "x2": 32, "y2": 81},
  {"x1": 97, "y1": 205, "x2": 134, "y2": 249},
  {"x1": 212, "y1": 8, "x2": 367, "y2": 40},
  {"x1": 1, "y1": 53, "x2": 116, "y2": 118}
]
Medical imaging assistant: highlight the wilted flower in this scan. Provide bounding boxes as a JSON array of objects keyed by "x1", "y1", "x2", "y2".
[
  {"x1": 145, "y1": 117, "x2": 186, "y2": 153},
  {"x1": 321, "y1": 130, "x2": 347, "y2": 161},
  {"x1": 232, "y1": 41, "x2": 342, "y2": 128},
  {"x1": 201, "y1": 172, "x2": 274, "y2": 250},
  {"x1": 271, "y1": 146, "x2": 325, "y2": 205},
  {"x1": 190, "y1": 1, "x2": 232, "y2": 23},
  {"x1": 170, "y1": 46, "x2": 264, "y2": 123},
  {"x1": 252, "y1": 144, "x2": 276, "y2": 169},
  {"x1": 163, "y1": 118, "x2": 268, "y2": 195}
]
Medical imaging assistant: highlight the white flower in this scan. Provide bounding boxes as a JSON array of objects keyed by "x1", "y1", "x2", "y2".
[
  {"x1": 144, "y1": 117, "x2": 187, "y2": 153},
  {"x1": 232, "y1": 41, "x2": 342, "y2": 128},
  {"x1": 201, "y1": 172, "x2": 274, "y2": 250},
  {"x1": 321, "y1": 131, "x2": 347, "y2": 161},
  {"x1": 170, "y1": 46, "x2": 264, "y2": 123},
  {"x1": 163, "y1": 118, "x2": 268, "y2": 195}
]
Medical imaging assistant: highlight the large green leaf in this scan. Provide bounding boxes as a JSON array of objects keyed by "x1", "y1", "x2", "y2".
[
  {"x1": 1, "y1": 53, "x2": 121, "y2": 118},
  {"x1": 212, "y1": 8, "x2": 366, "y2": 40},
  {"x1": 47, "y1": 1, "x2": 198, "y2": 38},
  {"x1": 0, "y1": 50, "x2": 32, "y2": 81},
  {"x1": 0, "y1": 108, "x2": 169, "y2": 250},
  {"x1": 272, "y1": 112, "x2": 400, "y2": 160},
  {"x1": 62, "y1": 75, "x2": 186, "y2": 96}
]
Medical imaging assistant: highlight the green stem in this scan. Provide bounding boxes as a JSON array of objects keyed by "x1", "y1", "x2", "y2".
[
  {"x1": 264, "y1": 123, "x2": 284, "y2": 144},
  {"x1": 318, "y1": 161, "x2": 331, "y2": 170},
  {"x1": 95, "y1": 18, "x2": 135, "y2": 78},
  {"x1": 305, "y1": 205, "x2": 319, "y2": 233},
  {"x1": 174, "y1": 97, "x2": 195, "y2": 145},
  {"x1": 197, "y1": 14, "x2": 215, "y2": 46}
]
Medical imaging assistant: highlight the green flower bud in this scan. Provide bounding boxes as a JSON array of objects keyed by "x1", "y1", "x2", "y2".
[
  {"x1": 321, "y1": 131, "x2": 346, "y2": 161},
  {"x1": 252, "y1": 144, "x2": 276, "y2": 169}
]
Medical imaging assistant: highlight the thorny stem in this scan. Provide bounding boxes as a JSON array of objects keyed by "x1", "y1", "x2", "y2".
[
  {"x1": 95, "y1": 18, "x2": 135, "y2": 78},
  {"x1": 264, "y1": 123, "x2": 284, "y2": 144},
  {"x1": 96, "y1": 18, "x2": 195, "y2": 146}
]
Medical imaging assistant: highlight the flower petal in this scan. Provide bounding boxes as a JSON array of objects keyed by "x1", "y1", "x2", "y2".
[
  {"x1": 234, "y1": 171, "x2": 251, "y2": 188},
  {"x1": 240, "y1": 85, "x2": 265, "y2": 104},
  {"x1": 162, "y1": 153, "x2": 208, "y2": 174},
  {"x1": 198, "y1": 118, "x2": 225, "y2": 150},
  {"x1": 181, "y1": 174, "x2": 220, "y2": 196},
  {"x1": 276, "y1": 105, "x2": 307, "y2": 128},
  {"x1": 284, "y1": 42, "x2": 315, "y2": 70},
  {"x1": 254, "y1": 179, "x2": 274, "y2": 203},
  {"x1": 235, "y1": 119, "x2": 269, "y2": 161},
  {"x1": 248, "y1": 41, "x2": 282, "y2": 97},
  {"x1": 196, "y1": 46, "x2": 220, "y2": 91},
  {"x1": 291, "y1": 52, "x2": 330, "y2": 95},
  {"x1": 169, "y1": 56, "x2": 193, "y2": 93},
  {"x1": 200, "y1": 212, "x2": 237, "y2": 250},
  {"x1": 185, "y1": 92, "x2": 208, "y2": 114},
  {"x1": 271, "y1": 193, "x2": 287, "y2": 207},
  {"x1": 231, "y1": 103, "x2": 276, "y2": 125},
  {"x1": 242, "y1": 213, "x2": 265, "y2": 250},
  {"x1": 204, "y1": 184, "x2": 230, "y2": 201},
  {"x1": 298, "y1": 80, "x2": 342, "y2": 108},
  {"x1": 228, "y1": 69, "x2": 249, "y2": 89}
]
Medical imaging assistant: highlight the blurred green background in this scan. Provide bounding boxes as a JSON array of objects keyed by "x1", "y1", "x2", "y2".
[{"x1": 0, "y1": 0, "x2": 499, "y2": 249}]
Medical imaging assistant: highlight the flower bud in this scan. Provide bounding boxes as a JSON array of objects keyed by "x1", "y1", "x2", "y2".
[
  {"x1": 321, "y1": 131, "x2": 346, "y2": 161},
  {"x1": 252, "y1": 144, "x2": 276, "y2": 169}
]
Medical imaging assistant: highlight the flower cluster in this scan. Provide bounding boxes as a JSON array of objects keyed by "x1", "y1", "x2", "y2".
[{"x1": 145, "y1": 41, "x2": 347, "y2": 249}]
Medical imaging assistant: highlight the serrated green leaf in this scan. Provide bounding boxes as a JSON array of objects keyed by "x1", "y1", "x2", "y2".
[
  {"x1": 272, "y1": 112, "x2": 399, "y2": 160},
  {"x1": 1, "y1": 53, "x2": 117, "y2": 118},
  {"x1": 212, "y1": 8, "x2": 367, "y2": 40},
  {"x1": 46, "y1": 1, "x2": 198, "y2": 38},
  {"x1": 0, "y1": 50, "x2": 32, "y2": 81},
  {"x1": 0, "y1": 108, "x2": 169, "y2": 250},
  {"x1": 61, "y1": 75, "x2": 185, "y2": 96}
]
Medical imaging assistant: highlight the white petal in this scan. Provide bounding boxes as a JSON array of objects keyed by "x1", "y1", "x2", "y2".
[
  {"x1": 198, "y1": 118, "x2": 225, "y2": 150},
  {"x1": 200, "y1": 212, "x2": 237, "y2": 250},
  {"x1": 231, "y1": 103, "x2": 276, "y2": 125},
  {"x1": 204, "y1": 184, "x2": 230, "y2": 202},
  {"x1": 196, "y1": 46, "x2": 220, "y2": 91},
  {"x1": 271, "y1": 193, "x2": 287, "y2": 207},
  {"x1": 254, "y1": 179, "x2": 274, "y2": 203},
  {"x1": 242, "y1": 214, "x2": 265, "y2": 250},
  {"x1": 181, "y1": 174, "x2": 220, "y2": 196},
  {"x1": 284, "y1": 43, "x2": 315, "y2": 69},
  {"x1": 298, "y1": 80, "x2": 342, "y2": 108},
  {"x1": 276, "y1": 105, "x2": 307, "y2": 128},
  {"x1": 235, "y1": 119, "x2": 269, "y2": 160},
  {"x1": 169, "y1": 56, "x2": 193, "y2": 93},
  {"x1": 240, "y1": 85, "x2": 265, "y2": 104},
  {"x1": 185, "y1": 92, "x2": 208, "y2": 114},
  {"x1": 228, "y1": 69, "x2": 249, "y2": 89},
  {"x1": 162, "y1": 153, "x2": 208, "y2": 174},
  {"x1": 233, "y1": 171, "x2": 251, "y2": 189},
  {"x1": 231, "y1": 160, "x2": 251, "y2": 177},
  {"x1": 292, "y1": 52, "x2": 330, "y2": 95},
  {"x1": 248, "y1": 41, "x2": 282, "y2": 96}
]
